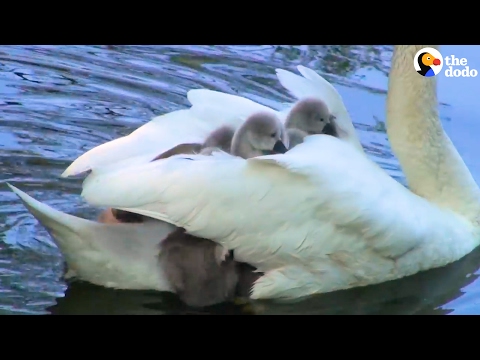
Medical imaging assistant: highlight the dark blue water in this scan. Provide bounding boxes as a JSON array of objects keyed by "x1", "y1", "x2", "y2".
[{"x1": 0, "y1": 45, "x2": 479, "y2": 315}]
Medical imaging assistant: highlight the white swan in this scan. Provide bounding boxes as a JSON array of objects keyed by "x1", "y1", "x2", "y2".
[
  {"x1": 7, "y1": 66, "x2": 339, "y2": 292},
  {"x1": 76, "y1": 45, "x2": 480, "y2": 301}
]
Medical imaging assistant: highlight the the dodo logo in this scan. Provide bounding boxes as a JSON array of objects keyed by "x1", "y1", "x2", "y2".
[{"x1": 413, "y1": 47, "x2": 443, "y2": 77}]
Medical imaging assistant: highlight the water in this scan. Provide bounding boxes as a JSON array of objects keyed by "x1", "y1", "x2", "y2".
[{"x1": 0, "y1": 45, "x2": 479, "y2": 315}]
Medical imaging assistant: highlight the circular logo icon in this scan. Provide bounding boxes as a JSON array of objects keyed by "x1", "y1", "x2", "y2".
[{"x1": 413, "y1": 47, "x2": 443, "y2": 77}]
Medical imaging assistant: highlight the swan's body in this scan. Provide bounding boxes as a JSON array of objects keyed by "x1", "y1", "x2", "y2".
[{"x1": 76, "y1": 45, "x2": 480, "y2": 300}]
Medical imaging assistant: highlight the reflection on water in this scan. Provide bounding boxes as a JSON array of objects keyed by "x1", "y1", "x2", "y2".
[{"x1": 0, "y1": 45, "x2": 479, "y2": 315}]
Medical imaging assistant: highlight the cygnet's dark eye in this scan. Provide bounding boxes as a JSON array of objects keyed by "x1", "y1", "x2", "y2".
[{"x1": 270, "y1": 132, "x2": 276, "y2": 138}]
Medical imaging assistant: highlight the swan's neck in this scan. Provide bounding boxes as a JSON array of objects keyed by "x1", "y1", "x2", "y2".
[{"x1": 387, "y1": 45, "x2": 480, "y2": 222}]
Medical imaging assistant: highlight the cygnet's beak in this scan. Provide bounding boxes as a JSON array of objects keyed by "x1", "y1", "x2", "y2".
[
  {"x1": 271, "y1": 140, "x2": 288, "y2": 154},
  {"x1": 323, "y1": 117, "x2": 338, "y2": 137}
]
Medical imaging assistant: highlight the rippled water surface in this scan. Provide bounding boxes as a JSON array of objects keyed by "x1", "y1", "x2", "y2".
[{"x1": 1, "y1": 45, "x2": 480, "y2": 315}]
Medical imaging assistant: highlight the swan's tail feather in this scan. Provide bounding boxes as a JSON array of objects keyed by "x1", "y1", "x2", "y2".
[
  {"x1": 7, "y1": 183, "x2": 177, "y2": 291},
  {"x1": 6, "y1": 183, "x2": 93, "y2": 249}
]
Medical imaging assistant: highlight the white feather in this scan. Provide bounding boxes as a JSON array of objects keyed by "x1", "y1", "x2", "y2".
[
  {"x1": 187, "y1": 88, "x2": 277, "y2": 124},
  {"x1": 61, "y1": 110, "x2": 209, "y2": 177}
]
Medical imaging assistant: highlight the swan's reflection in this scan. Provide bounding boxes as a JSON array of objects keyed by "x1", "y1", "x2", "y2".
[
  {"x1": 48, "y1": 284, "x2": 254, "y2": 315},
  {"x1": 47, "y1": 245, "x2": 480, "y2": 315}
]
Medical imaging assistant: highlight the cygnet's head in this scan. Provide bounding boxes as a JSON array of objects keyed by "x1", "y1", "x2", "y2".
[
  {"x1": 285, "y1": 98, "x2": 337, "y2": 137},
  {"x1": 287, "y1": 128, "x2": 309, "y2": 149},
  {"x1": 231, "y1": 112, "x2": 288, "y2": 159}
]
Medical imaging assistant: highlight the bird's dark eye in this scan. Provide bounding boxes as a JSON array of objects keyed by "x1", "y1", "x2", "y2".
[
  {"x1": 270, "y1": 132, "x2": 276, "y2": 138},
  {"x1": 316, "y1": 116, "x2": 324, "y2": 122}
]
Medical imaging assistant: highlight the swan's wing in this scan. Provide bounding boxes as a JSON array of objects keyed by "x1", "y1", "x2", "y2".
[
  {"x1": 61, "y1": 110, "x2": 213, "y2": 177},
  {"x1": 81, "y1": 135, "x2": 442, "y2": 278},
  {"x1": 187, "y1": 89, "x2": 278, "y2": 124},
  {"x1": 276, "y1": 66, "x2": 341, "y2": 110}
]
